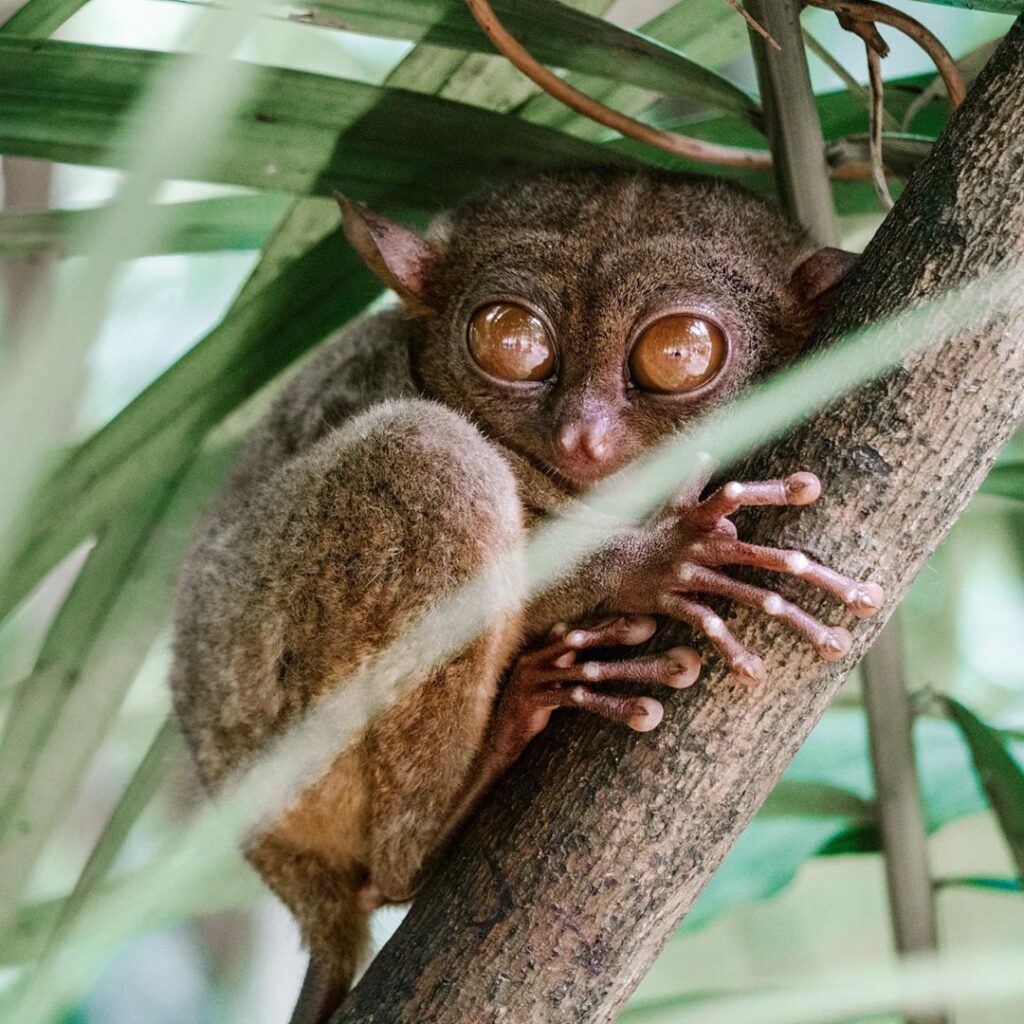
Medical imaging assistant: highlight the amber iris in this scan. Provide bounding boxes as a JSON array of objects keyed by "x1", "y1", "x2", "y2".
[
  {"x1": 629, "y1": 314, "x2": 726, "y2": 393},
  {"x1": 468, "y1": 302, "x2": 555, "y2": 382}
]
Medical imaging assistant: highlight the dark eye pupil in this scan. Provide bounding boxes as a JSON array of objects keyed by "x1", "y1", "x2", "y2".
[{"x1": 630, "y1": 315, "x2": 726, "y2": 393}]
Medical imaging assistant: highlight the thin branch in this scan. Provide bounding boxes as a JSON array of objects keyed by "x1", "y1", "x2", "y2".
[
  {"x1": 805, "y1": 0, "x2": 966, "y2": 109},
  {"x1": 463, "y1": 0, "x2": 772, "y2": 170},
  {"x1": 866, "y1": 43, "x2": 895, "y2": 209},
  {"x1": 464, "y1": 0, "x2": 956, "y2": 186},
  {"x1": 720, "y1": 0, "x2": 781, "y2": 51}
]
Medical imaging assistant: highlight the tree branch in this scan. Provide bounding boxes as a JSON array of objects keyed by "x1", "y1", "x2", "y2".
[{"x1": 336, "y1": 18, "x2": 1024, "y2": 1023}]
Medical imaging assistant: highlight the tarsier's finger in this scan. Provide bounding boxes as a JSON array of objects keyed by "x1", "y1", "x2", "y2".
[
  {"x1": 537, "y1": 615, "x2": 658, "y2": 663},
  {"x1": 676, "y1": 564, "x2": 851, "y2": 662},
  {"x1": 690, "y1": 538, "x2": 884, "y2": 619},
  {"x1": 550, "y1": 687, "x2": 664, "y2": 732},
  {"x1": 540, "y1": 647, "x2": 702, "y2": 690},
  {"x1": 690, "y1": 472, "x2": 821, "y2": 528},
  {"x1": 660, "y1": 594, "x2": 766, "y2": 685}
]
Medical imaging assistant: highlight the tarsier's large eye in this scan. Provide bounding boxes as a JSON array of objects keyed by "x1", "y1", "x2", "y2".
[
  {"x1": 629, "y1": 314, "x2": 727, "y2": 394},
  {"x1": 468, "y1": 302, "x2": 555, "y2": 383}
]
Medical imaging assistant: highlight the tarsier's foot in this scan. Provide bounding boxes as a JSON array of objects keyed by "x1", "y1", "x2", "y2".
[
  {"x1": 630, "y1": 471, "x2": 884, "y2": 685},
  {"x1": 488, "y1": 616, "x2": 701, "y2": 760}
]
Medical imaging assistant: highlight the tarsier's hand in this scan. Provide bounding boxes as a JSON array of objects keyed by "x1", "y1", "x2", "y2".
[
  {"x1": 614, "y1": 471, "x2": 884, "y2": 684},
  {"x1": 487, "y1": 616, "x2": 702, "y2": 763},
  {"x1": 485, "y1": 472, "x2": 883, "y2": 764}
]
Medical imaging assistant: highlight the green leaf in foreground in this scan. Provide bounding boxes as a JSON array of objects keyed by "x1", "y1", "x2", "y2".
[
  {"x1": 0, "y1": 195, "x2": 290, "y2": 258},
  {"x1": 0, "y1": 447, "x2": 237, "y2": 937},
  {"x1": 0, "y1": 38, "x2": 621, "y2": 208},
  {"x1": 39, "y1": 717, "x2": 185, "y2": 954},
  {"x1": 943, "y1": 696, "x2": 1024, "y2": 879},
  {"x1": 0, "y1": 847, "x2": 264, "y2": 968},
  {"x1": 0, "y1": 0, "x2": 89, "y2": 38}
]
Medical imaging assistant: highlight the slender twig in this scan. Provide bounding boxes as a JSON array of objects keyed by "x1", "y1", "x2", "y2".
[
  {"x1": 463, "y1": 0, "x2": 773, "y2": 170},
  {"x1": 464, "y1": 0, "x2": 960, "y2": 185},
  {"x1": 805, "y1": 0, "x2": 966, "y2": 109},
  {"x1": 866, "y1": 44, "x2": 895, "y2": 209},
  {"x1": 802, "y1": 25, "x2": 899, "y2": 130},
  {"x1": 720, "y1": 0, "x2": 781, "y2": 51}
]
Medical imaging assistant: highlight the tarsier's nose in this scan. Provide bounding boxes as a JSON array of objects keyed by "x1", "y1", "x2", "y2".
[{"x1": 555, "y1": 417, "x2": 612, "y2": 465}]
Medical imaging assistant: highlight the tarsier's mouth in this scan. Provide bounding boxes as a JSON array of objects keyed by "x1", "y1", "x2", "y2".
[{"x1": 548, "y1": 456, "x2": 624, "y2": 492}]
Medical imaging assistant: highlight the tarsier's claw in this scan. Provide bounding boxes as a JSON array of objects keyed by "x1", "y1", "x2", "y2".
[
  {"x1": 819, "y1": 626, "x2": 853, "y2": 662},
  {"x1": 623, "y1": 696, "x2": 663, "y2": 732},
  {"x1": 664, "y1": 646, "x2": 702, "y2": 688},
  {"x1": 733, "y1": 652, "x2": 767, "y2": 686},
  {"x1": 847, "y1": 581, "x2": 885, "y2": 619}
]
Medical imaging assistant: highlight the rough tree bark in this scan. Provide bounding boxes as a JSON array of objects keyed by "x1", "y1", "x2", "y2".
[{"x1": 335, "y1": 19, "x2": 1024, "y2": 1024}]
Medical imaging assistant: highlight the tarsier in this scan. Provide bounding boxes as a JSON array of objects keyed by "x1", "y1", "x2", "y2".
[{"x1": 170, "y1": 167, "x2": 883, "y2": 1022}]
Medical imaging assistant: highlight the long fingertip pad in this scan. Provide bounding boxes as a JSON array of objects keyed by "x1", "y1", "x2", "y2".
[
  {"x1": 848, "y1": 581, "x2": 885, "y2": 619},
  {"x1": 785, "y1": 471, "x2": 821, "y2": 505},
  {"x1": 820, "y1": 626, "x2": 853, "y2": 661},
  {"x1": 665, "y1": 646, "x2": 701, "y2": 688},
  {"x1": 622, "y1": 615, "x2": 658, "y2": 644},
  {"x1": 629, "y1": 697, "x2": 664, "y2": 732}
]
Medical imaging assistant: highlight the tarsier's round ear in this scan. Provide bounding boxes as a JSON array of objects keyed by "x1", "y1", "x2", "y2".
[
  {"x1": 334, "y1": 193, "x2": 438, "y2": 313},
  {"x1": 789, "y1": 246, "x2": 858, "y2": 316},
  {"x1": 790, "y1": 245, "x2": 856, "y2": 317}
]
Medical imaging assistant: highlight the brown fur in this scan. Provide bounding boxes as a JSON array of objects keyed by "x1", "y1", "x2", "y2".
[{"x1": 169, "y1": 167, "x2": 846, "y2": 997}]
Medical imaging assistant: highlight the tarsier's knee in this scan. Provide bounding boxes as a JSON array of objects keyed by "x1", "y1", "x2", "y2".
[{"x1": 340, "y1": 398, "x2": 526, "y2": 596}]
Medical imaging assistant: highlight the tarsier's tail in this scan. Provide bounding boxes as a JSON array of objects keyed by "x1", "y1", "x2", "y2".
[{"x1": 287, "y1": 957, "x2": 353, "y2": 1024}]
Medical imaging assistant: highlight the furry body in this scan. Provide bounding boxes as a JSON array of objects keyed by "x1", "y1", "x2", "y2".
[{"x1": 170, "y1": 168, "x2": 865, "y2": 998}]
